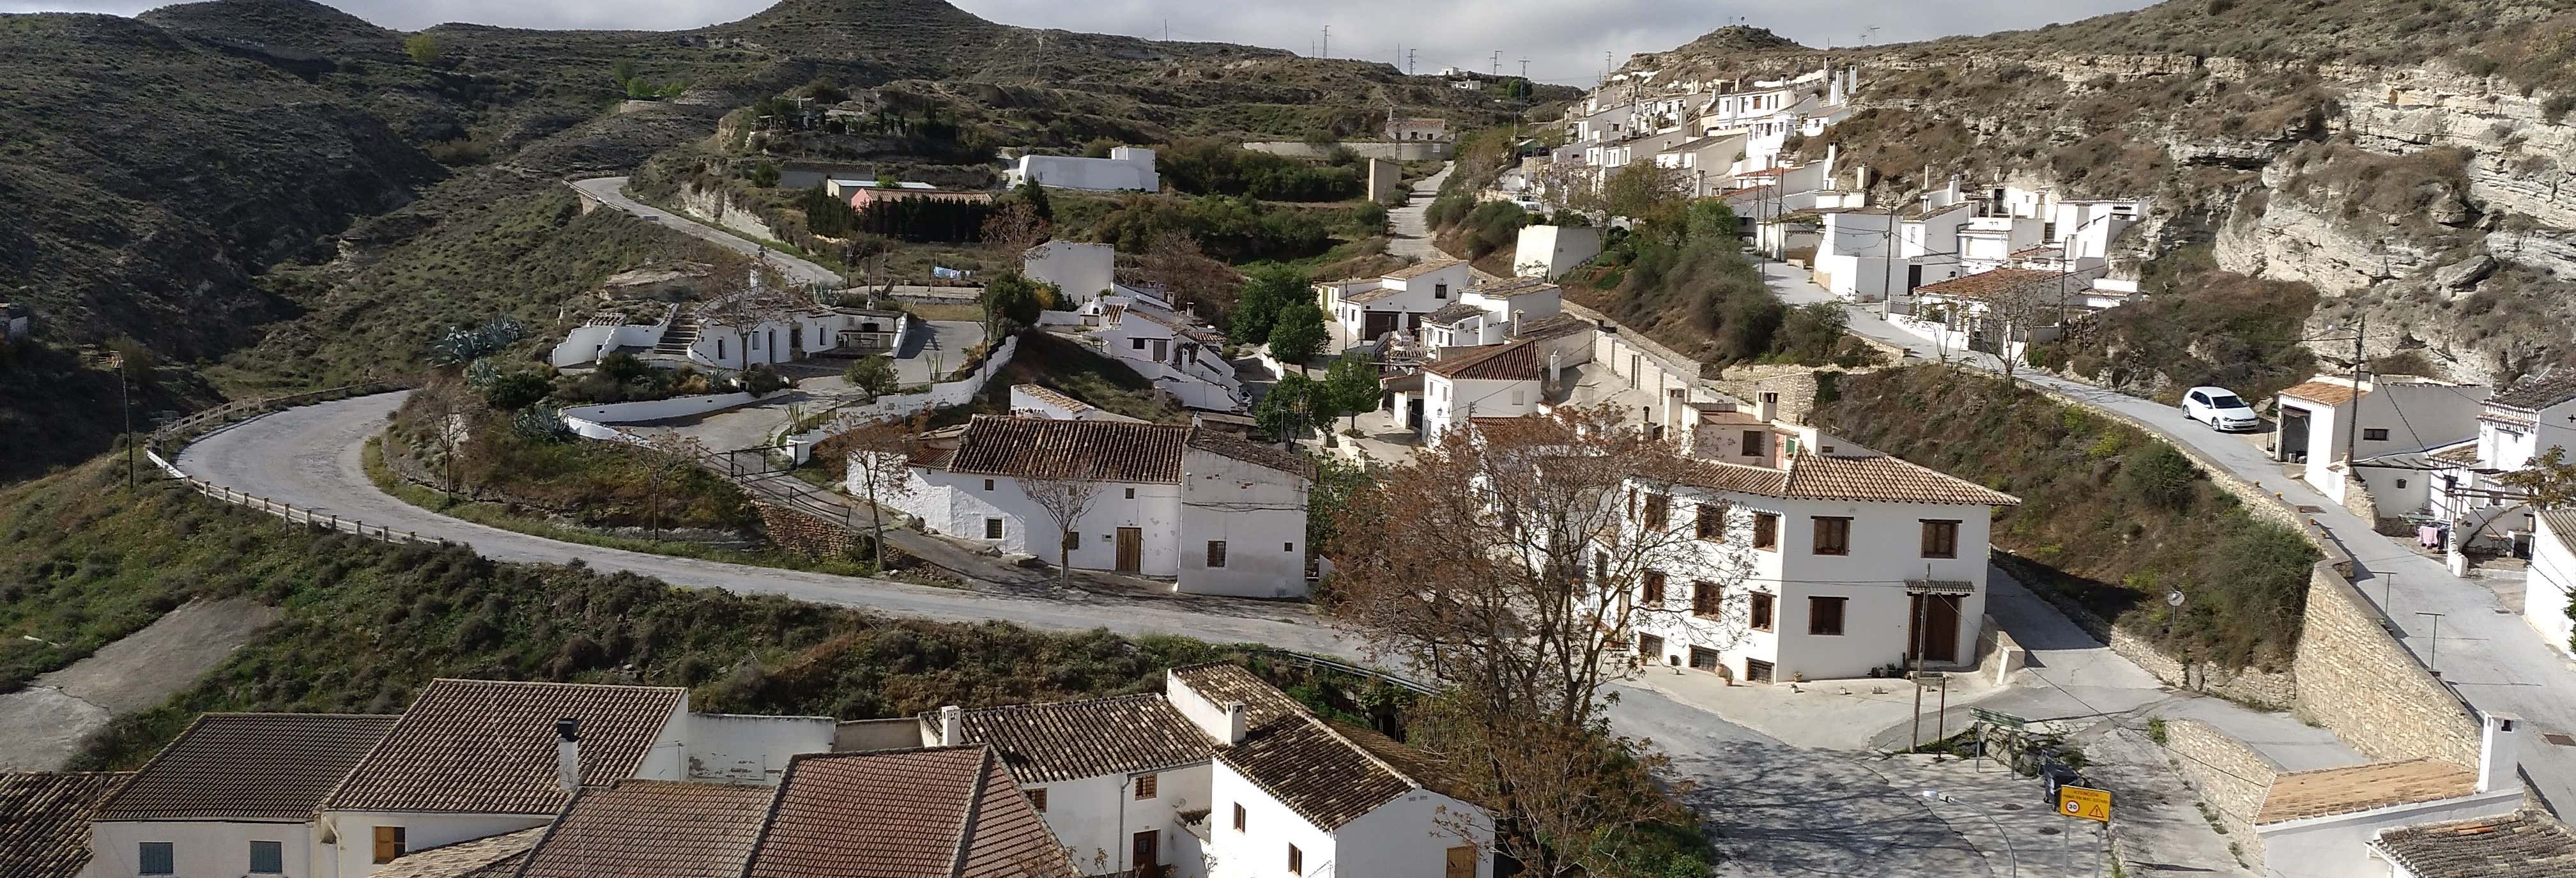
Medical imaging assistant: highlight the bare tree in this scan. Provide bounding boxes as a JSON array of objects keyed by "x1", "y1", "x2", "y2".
[
  {"x1": 982, "y1": 201, "x2": 1051, "y2": 260},
  {"x1": 635, "y1": 431, "x2": 714, "y2": 532},
  {"x1": 698, "y1": 287, "x2": 804, "y2": 378},
  {"x1": 1978, "y1": 274, "x2": 2067, "y2": 381},
  {"x1": 1020, "y1": 475, "x2": 1102, "y2": 588},
  {"x1": 837, "y1": 418, "x2": 918, "y2": 573},
  {"x1": 1324, "y1": 404, "x2": 1751, "y2": 877},
  {"x1": 1137, "y1": 229, "x2": 1211, "y2": 310}
]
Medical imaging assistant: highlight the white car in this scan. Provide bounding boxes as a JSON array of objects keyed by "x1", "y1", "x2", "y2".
[{"x1": 2182, "y1": 386, "x2": 2259, "y2": 431}]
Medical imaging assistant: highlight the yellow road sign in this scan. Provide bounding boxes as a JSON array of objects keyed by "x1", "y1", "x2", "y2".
[{"x1": 2058, "y1": 785, "x2": 2112, "y2": 822}]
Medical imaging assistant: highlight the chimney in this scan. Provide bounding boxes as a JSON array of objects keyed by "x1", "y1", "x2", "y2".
[
  {"x1": 1546, "y1": 349, "x2": 1563, "y2": 387},
  {"x1": 1754, "y1": 391, "x2": 1778, "y2": 423},
  {"x1": 555, "y1": 718, "x2": 581, "y2": 794},
  {"x1": 939, "y1": 705, "x2": 964, "y2": 747},
  {"x1": 1223, "y1": 702, "x2": 1249, "y2": 745},
  {"x1": 2478, "y1": 712, "x2": 2523, "y2": 793}
]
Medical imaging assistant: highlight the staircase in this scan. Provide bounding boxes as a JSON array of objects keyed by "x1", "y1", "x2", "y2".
[{"x1": 654, "y1": 315, "x2": 701, "y2": 355}]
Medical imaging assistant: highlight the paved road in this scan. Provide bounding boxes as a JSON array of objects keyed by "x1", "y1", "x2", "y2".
[
  {"x1": 1386, "y1": 163, "x2": 1452, "y2": 261},
  {"x1": 571, "y1": 177, "x2": 843, "y2": 289},
  {"x1": 1770, "y1": 261, "x2": 2576, "y2": 809}
]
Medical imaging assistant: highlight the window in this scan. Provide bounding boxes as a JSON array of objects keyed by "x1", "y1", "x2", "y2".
[
  {"x1": 372, "y1": 826, "x2": 407, "y2": 865},
  {"x1": 1233, "y1": 803, "x2": 1246, "y2": 831},
  {"x1": 1029, "y1": 788, "x2": 1048, "y2": 812},
  {"x1": 1696, "y1": 504, "x2": 1722, "y2": 539},
  {"x1": 1135, "y1": 773, "x2": 1158, "y2": 799},
  {"x1": 1638, "y1": 633, "x2": 1664, "y2": 658},
  {"x1": 983, "y1": 518, "x2": 1004, "y2": 540},
  {"x1": 1643, "y1": 494, "x2": 1670, "y2": 530},
  {"x1": 1593, "y1": 551, "x2": 1609, "y2": 584},
  {"x1": 1064, "y1": 530, "x2": 1080, "y2": 550},
  {"x1": 250, "y1": 840, "x2": 284, "y2": 875},
  {"x1": 1511, "y1": 389, "x2": 1526, "y2": 406},
  {"x1": 715, "y1": 338, "x2": 725, "y2": 358},
  {"x1": 1124, "y1": 487, "x2": 1136, "y2": 499},
  {"x1": 1289, "y1": 844, "x2": 1305, "y2": 875},
  {"x1": 2396, "y1": 478, "x2": 2409, "y2": 489},
  {"x1": 983, "y1": 478, "x2": 995, "y2": 491},
  {"x1": 1435, "y1": 282, "x2": 1450, "y2": 299},
  {"x1": 1692, "y1": 580, "x2": 1721, "y2": 617},
  {"x1": 1809, "y1": 596, "x2": 1848, "y2": 636},
  {"x1": 1742, "y1": 429, "x2": 1764, "y2": 456},
  {"x1": 1921, "y1": 520, "x2": 1960, "y2": 559},
  {"x1": 1642, "y1": 571, "x2": 1666, "y2": 604},
  {"x1": 2364, "y1": 428, "x2": 2390, "y2": 441},
  {"x1": 1812, "y1": 516, "x2": 1851, "y2": 555},
  {"x1": 1206, "y1": 541, "x2": 1228, "y2": 567},
  {"x1": 1749, "y1": 593, "x2": 1775, "y2": 631},
  {"x1": 1133, "y1": 338, "x2": 1147, "y2": 350},
  {"x1": 1752, "y1": 513, "x2": 1780, "y2": 550},
  {"x1": 139, "y1": 843, "x2": 174, "y2": 875}
]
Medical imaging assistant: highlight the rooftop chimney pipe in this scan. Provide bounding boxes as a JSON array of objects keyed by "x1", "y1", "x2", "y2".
[{"x1": 555, "y1": 718, "x2": 581, "y2": 794}]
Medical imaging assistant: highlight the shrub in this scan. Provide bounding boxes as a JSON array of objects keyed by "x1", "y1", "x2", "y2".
[
  {"x1": 843, "y1": 355, "x2": 900, "y2": 399},
  {"x1": 482, "y1": 373, "x2": 551, "y2": 411},
  {"x1": 1158, "y1": 139, "x2": 1361, "y2": 202},
  {"x1": 737, "y1": 364, "x2": 792, "y2": 395},
  {"x1": 2122, "y1": 443, "x2": 2199, "y2": 510},
  {"x1": 749, "y1": 162, "x2": 782, "y2": 188},
  {"x1": 2545, "y1": 95, "x2": 2575, "y2": 125}
]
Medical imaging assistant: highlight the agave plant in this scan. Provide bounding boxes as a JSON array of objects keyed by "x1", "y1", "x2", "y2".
[{"x1": 429, "y1": 316, "x2": 529, "y2": 367}]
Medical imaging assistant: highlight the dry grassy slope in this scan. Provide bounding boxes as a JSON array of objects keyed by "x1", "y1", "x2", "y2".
[{"x1": 1607, "y1": 0, "x2": 2576, "y2": 385}]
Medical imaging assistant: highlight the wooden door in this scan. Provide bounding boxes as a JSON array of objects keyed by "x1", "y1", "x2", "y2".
[
  {"x1": 1116, "y1": 528, "x2": 1142, "y2": 573},
  {"x1": 1363, "y1": 311, "x2": 1399, "y2": 341},
  {"x1": 1910, "y1": 594, "x2": 1961, "y2": 663},
  {"x1": 1132, "y1": 829, "x2": 1160, "y2": 868},
  {"x1": 1445, "y1": 845, "x2": 1478, "y2": 878}
]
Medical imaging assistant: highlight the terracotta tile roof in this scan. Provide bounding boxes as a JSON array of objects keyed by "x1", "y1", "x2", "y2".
[
  {"x1": 1170, "y1": 663, "x2": 1307, "y2": 727},
  {"x1": 1123, "y1": 306, "x2": 1225, "y2": 344},
  {"x1": 1340, "y1": 285, "x2": 1410, "y2": 304},
  {"x1": 0, "y1": 771, "x2": 130, "y2": 878},
  {"x1": 96, "y1": 713, "x2": 397, "y2": 821},
  {"x1": 1468, "y1": 277, "x2": 1560, "y2": 299},
  {"x1": 2492, "y1": 369, "x2": 2576, "y2": 412},
  {"x1": 1384, "y1": 258, "x2": 1466, "y2": 280},
  {"x1": 1011, "y1": 383, "x2": 1096, "y2": 414},
  {"x1": 375, "y1": 828, "x2": 546, "y2": 878},
  {"x1": 2256, "y1": 759, "x2": 2478, "y2": 824},
  {"x1": 2279, "y1": 380, "x2": 2365, "y2": 407},
  {"x1": 2433, "y1": 442, "x2": 2485, "y2": 465},
  {"x1": 1423, "y1": 302, "x2": 1487, "y2": 325},
  {"x1": 1220, "y1": 717, "x2": 1419, "y2": 830},
  {"x1": 2370, "y1": 809, "x2": 2576, "y2": 877},
  {"x1": 518, "y1": 781, "x2": 774, "y2": 878},
  {"x1": 1188, "y1": 430, "x2": 1316, "y2": 480},
  {"x1": 1512, "y1": 313, "x2": 1592, "y2": 341},
  {"x1": 1674, "y1": 459, "x2": 1795, "y2": 495},
  {"x1": 326, "y1": 679, "x2": 686, "y2": 816},
  {"x1": 1782, "y1": 454, "x2": 2020, "y2": 506},
  {"x1": 746, "y1": 747, "x2": 1074, "y2": 878},
  {"x1": 947, "y1": 416, "x2": 1191, "y2": 484},
  {"x1": 1424, "y1": 341, "x2": 1544, "y2": 381},
  {"x1": 1913, "y1": 268, "x2": 2065, "y2": 301},
  {"x1": 1905, "y1": 201, "x2": 1974, "y2": 220},
  {"x1": 942, "y1": 693, "x2": 1215, "y2": 783}
]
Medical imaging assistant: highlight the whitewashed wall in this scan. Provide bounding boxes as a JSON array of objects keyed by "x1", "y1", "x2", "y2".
[
  {"x1": 1331, "y1": 790, "x2": 1492, "y2": 878},
  {"x1": 680, "y1": 713, "x2": 834, "y2": 784},
  {"x1": 323, "y1": 812, "x2": 551, "y2": 878},
  {"x1": 1029, "y1": 765, "x2": 1213, "y2": 877},
  {"x1": 779, "y1": 335, "x2": 1022, "y2": 462},
  {"x1": 87, "y1": 820, "x2": 324, "y2": 878},
  {"x1": 1208, "y1": 762, "x2": 1337, "y2": 878},
  {"x1": 1177, "y1": 449, "x2": 1311, "y2": 598}
]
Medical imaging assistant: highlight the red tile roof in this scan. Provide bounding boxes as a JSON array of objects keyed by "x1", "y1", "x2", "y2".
[
  {"x1": 2492, "y1": 369, "x2": 2576, "y2": 412},
  {"x1": 745, "y1": 748, "x2": 1073, "y2": 878},
  {"x1": 98, "y1": 712, "x2": 397, "y2": 822},
  {"x1": 939, "y1": 416, "x2": 1309, "y2": 483},
  {"x1": 1676, "y1": 453, "x2": 2019, "y2": 506},
  {"x1": 2257, "y1": 759, "x2": 2478, "y2": 824},
  {"x1": 518, "y1": 781, "x2": 774, "y2": 878},
  {"x1": 1424, "y1": 341, "x2": 1544, "y2": 381},
  {"x1": 1912, "y1": 268, "x2": 2066, "y2": 301},
  {"x1": 2279, "y1": 380, "x2": 2365, "y2": 406},
  {"x1": 0, "y1": 771, "x2": 131, "y2": 878},
  {"x1": 944, "y1": 693, "x2": 1214, "y2": 783},
  {"x1": 1220, "y1": 718, "x2": 1418, "y2": 830},
  {"x1": 1010, "y1": 384, "x2": 1096, "y2": 414},
  {"x1": 325, "y1": 679, "x2": 686, "y2": 816},
  {"x1": 1385, "y1": 258, "x2": 1466, "y2": 280},
  {"x1": 2372, "y1": 809, "x2": 2576, "y2": 877},
  {"x1": 374, "y1": 828, "x2": 545, "y2": 878}
]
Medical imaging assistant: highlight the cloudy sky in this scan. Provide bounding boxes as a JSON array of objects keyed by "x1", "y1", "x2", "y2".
[{"x1": 6, "y1": 0, "x2": 2158, "y2": 84}]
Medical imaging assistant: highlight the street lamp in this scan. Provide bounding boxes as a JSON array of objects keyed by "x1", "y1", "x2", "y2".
[{"x1": 1919, "y1": 789, "x2": 2019, "y2": 877}]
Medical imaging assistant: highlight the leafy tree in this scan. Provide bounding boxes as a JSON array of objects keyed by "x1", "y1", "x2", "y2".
[
  {"x1": 404, "y1": 33, "x2": 440, "y2": 65},
  {"x1": 1255, "y1": 372, "x2": 1317, "y2": 440},
  {"x1": 2122, "y1": 442, "x2": 2200, "y2": 510},
  {"x1": 749, "y1": 162, "x2": 783, "y2": 188},
  {"x1": 843, "y1": 355, "x2": 900, "y2": 399},
  {"x1": 1683, "y1": 199, "x2": 1740, "y2": 243},
  {"x1": 1266, "y1": 301, "x2": 1328, "y2": 368},
  {"x1": 1318, "y1": 353, "x2": 1383, "y2": 435},
  {"x1": 482, "y1": 372, "x2": 551, "y2": 411},
  {"x1": 2499, "y1": 447, "x2": 2576, "y2": 510},
  {"x1": 980, "y1": 272, "x2": 1045, "y2": 336},
  {"x1": 1232, "y1": 264, "x2": 1306, "y2": 341},
  {"x1": 1010, "y1": 180, "x2": 1055, "y2": 222}
]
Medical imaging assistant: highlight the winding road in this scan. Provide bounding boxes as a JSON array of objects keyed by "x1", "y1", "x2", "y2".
[{"x1": 571, "y1": 176, "x2": 845, "y2": 289}]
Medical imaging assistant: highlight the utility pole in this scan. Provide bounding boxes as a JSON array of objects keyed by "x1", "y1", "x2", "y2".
[
  {"x1": 1909, "y1": 571, "x2": 1929, "y2": 751},
  {"x1": 1319, "y1": 25, "x2": 1328, "y2": 59},
  {"x1": 1492, "y1": 50, "x2": 1501, "y2": 77},
  {"x1": 1521, "y1": 58, "x2": 1529, "y2": 80},
  {"x1": 2345, "y1": 312, "x2": 2368, "y2": 477},
  {"x1": 1406, "y1": 47, "x2": 1415, "y2": 75}
]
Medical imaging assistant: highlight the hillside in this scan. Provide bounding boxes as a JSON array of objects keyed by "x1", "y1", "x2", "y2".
[{"x1": 1604, "y1": 0, "x2": 2576, "y2": 389}]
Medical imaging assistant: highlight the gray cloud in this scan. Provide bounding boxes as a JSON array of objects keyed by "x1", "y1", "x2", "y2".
[{"x1": 4, "y1": 0, "x2": 2156, "y2": 84}]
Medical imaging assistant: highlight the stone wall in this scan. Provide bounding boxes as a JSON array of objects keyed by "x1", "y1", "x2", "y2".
[
  {"x1": 677, "y1": 182, "x2": 783, "y2": 242},
  {"x1": 1242, "y1": 141, "x2": 1452, "y2": 160},
  {"x1": 2290, "y1": 560, "x2": 2484, "y2": 769},
  {"x1": 2163, "y1": 718, "x2": 2276, "y2": 869},
  {"x1": 755, "y1": 502, "x2": 862, "y2": 559},
  {"x1": 2000, "y1": 553, "x2": 2299, "y2": 709}
]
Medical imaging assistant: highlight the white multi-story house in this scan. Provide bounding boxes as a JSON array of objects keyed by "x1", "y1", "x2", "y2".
[
  {"x1": 1416, "y1": 277, "x2": 1565, "y2": 350},
  {"x1": 551, "y1": 295, "x2": 910, "y2": 372},
  {"x1": 1319, "y1": 258, "x2": 1476, "y2": 351},
  {"x1": 2423, "y1": 370, "x2": 2576, "y2": 568},
  {"x1": 1410, "y1": 341, "x2": 1550, "y2": 444},
  {"x1": 875, "y1": 415, "x2": 1314, "y2": 597},
  {"x1": 1597, "y1": 441, "x2": 2021, "y2": 683},
  {"x1": 2528, "y1": 511, "x2": 2576, "y2": 657},
  {"x1": 2272, "y1": 375, "x2": 2489, "y2": 509},
  {"x1": 1008, "y1": 147, "x2": 1159, "y2": 192},
  {"x1": 77, "y1": 679, "x2": 830, "y2": 878},
  {"x1": 926, "y1": 663, "x2": 1493, "y2": 878}
]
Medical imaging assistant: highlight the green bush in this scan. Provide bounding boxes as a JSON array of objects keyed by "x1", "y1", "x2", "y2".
[
  {"x1": 2122, "y1": 443, "x2": 2199, "y2": 510},
  {"x1": 1159, "y1": 139, "x2": 1362, "y2": 202},
  {"x1": 1082, "y1": 194, "x2": 1330, "y2": 263},
  {"x1": 482, "y1": 373, "x2": 552, "y2": 411}
]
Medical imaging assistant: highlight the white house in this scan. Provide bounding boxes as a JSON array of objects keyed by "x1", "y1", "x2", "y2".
[
  {"x1": 873, "y1": 415, "x2": 1314, "y2": 597},
  {"x1": 2254, "y1": 714, "x2": 2528, "y2": 878},
  {"x1": 2428, "y1": 370, "x2": 2576, "y2": 563},
  {"x1": 1025, "y1": 240, "x2": 1118, "y2": 305},
  {"x1": 1008, "y1": 147, "x2": 1160, "y2": 192},
  {"x1": 1086, "y1": 298, "x2": 1245, "y2": 412},
  {"x1": 316, "y1": 679, "x2": 831, "y2": 878},
  {"x1": 1011, "y1": 383, "x2": 1141, "y2": 422},
  {"x1": 926, "y1": 663, "x2": 1492, "y2": 878},
  {"x1": 1512, "y1": 226, "x2": 1602, "y2": 281},
  {"x1": 1604, "y1": 447, "x2": 2020, "y2": 682},
  {"x1": 1653, "y1": 133, "x2": 1751, "y2": 196},
  {"x1": 1411, "y1": 341, "x2": 1550, "y2": 444},
  {"x1": 1416, "y1": 277, "x2": 1563, "y2": 349},
  {"x1": 2273, "y1": 376, "x2": 2489, "y2": 507},
  {"x1": 1321, "y1": 258, "x2": 1476, "y2": 351},
  {"x1": 551, "y1": 297, "x2": 910, "y2": 372},
  {"x1": 82, "y1": 714, "x2": 399, "y2": 878},
  {"x1": 2527, "y1": 511, "x2": 2576, "y2": 658},
  {"x1": 1384, "y1": 114, "x2": 1450, "y2": 142}
]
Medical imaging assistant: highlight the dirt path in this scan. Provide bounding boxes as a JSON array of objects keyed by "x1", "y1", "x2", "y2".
[{"x1": 0, "y1": 598, "x2": 280, "y2": 770}]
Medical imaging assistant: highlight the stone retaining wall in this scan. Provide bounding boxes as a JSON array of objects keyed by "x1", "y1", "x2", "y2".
[
  {"x1": 2289, "y1": 559, "x2": 2483, "y2": 769},
  {"x1": 756, "y1": 501, "x2": 862, "y2": 559},
  {"x1": 2163, "y1": 718, "x2": 2275, "y2": 869}
]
